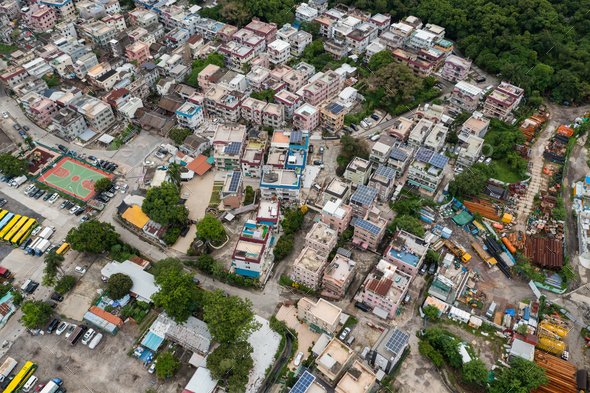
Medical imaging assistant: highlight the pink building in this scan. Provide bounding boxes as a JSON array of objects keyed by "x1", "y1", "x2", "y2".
[
  {"x1": 362, "y1": 259, "x2": 412, "y2": 318},
  {"x1": 352, "y1": 208, "x2": 387, "y2": 252},
  {"x1": 30, "y1": 5, "x2": 56, "y2": 32},
  {"x1": 320, "y1": 198, "x2": 352, "y2": 235},
  {"x1": 30, "y1": 96, "x2": 57, "y2": 127},
  {"x1": 251, "y1": 53, "x2": 270, "y2": 68},
  {"x1": 305, "y1": 221, "x2": 338, "y2": 254},
  {"x1": 198, "y1": 64, "x2": 222, "y2": 91},
  {"x1": 293, "y1": 104, "x2": 319, "y2": 131},
  {"x1": 301, "y1": 71, "x2": 339, "y2": 106},
  {"x1": 293, "y1": 247, "x2": 328, "y2": 290},
  {"x1": 441, "y1": 54, "x2": 471, "y2": 81},
  {"x1": 126, "y1": 41, "x2": 150, "y2": 64},
  {"x1": 383, "y1": 230, "x2": 429, "y2": 277},
  {"x1": 274, "y1": 90, "x2": 302, "y2": 118},
  {"x1": 282, "y1": 70, "x2": 306, "y2": 93},
  {"x1": 244, "y1": 17, "x2": 277, "y2": 44},
  {"x1": 217, "y1": 24, "x2": 238, "y2": 42}
]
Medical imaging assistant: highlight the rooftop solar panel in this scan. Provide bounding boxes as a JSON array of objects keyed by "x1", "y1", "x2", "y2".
[
  {"x1": 328, "y1": 103, "x2": 345, "y2": 114},
  {"x1": 228, "y1": 171, "x2": 242, "y2": 192},
  {"x1": 385, "y1": 327, "x2": 409, "y2": 355},
  {"x1": 429, "y1": 153, "x2": 449, "y2": 169},
  {"x1": 351, "y1": 185, "x2": 378, "y2": 205},
  {"x1": 375, "y1": 165, "x2": 396, "y2": 179},
  {"x1": 415, "y1": 147, "x2": 434, "y2": 163},
  {"x1": 291, "y1": 371, "x2": 315, "y2": 393},
  {"x1": 290, "y1": 131, "x2": 303, "y2": 143},
  {"x1": 355, "y1": 218, "x2": 381, "y2": 235},
  {"x1": 389, "y1": 148, "x2": 409, "y2": 162},
  {"x1": 225, "y1": 142, "x2": 242, "y2": 155}
]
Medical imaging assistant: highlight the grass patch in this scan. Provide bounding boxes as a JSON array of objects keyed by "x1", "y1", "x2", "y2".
[
  {"x1": 210, "y1": 190, "x2": 221, "y2": 204},
  {"x1": 0, "y1": 44, "x2": 17, "y2": 53},
  {"x1": 492, "y1": 159, "x2": 527, "y2": 183}
]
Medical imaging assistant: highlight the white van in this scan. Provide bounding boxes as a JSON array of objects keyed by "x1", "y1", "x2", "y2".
[
  {"x1": 486, "y1": 301, "x2": 497, "y2": 318},
  {"x1": 89, "y1": 333, "x2": 103, "y2": 349},
  {"x1": 20, "y1": 279, "x2": 31, "y2": 292},
  {"x1": 22, "y1": 375, "x2": 38, "y2": 392}
]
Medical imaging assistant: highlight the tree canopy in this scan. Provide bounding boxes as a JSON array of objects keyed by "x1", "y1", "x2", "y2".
[
  {"x1": 388, "y1": 215, "x2": 425, "y2": 237},
  {"x1": 141, "y1": 181, "x2": 189, "y2": 226},
  {"x1": 196, "y1": 214, "x2": 226, "y2": 242},
  {"x1": 203, "y1": 289, "x2": 261, "y2": 343},
  {"x1": 489, "y1": 356, "x2": 548, "y2": 393},
  {"x1": 207, "y1": 341, "x2": 254, "y2": 392},
  {"x1": 152, "y1": 257, "x2": 184, "y2": 277},
  {"x1": 273, "y1": 233, "x2": 294, "y2": 260},
  {"x1": 462, "y1": 359, "x2": 489, "y2": 386},
  {"x1": 21, "y1": 300, "x2": 53, "y2": 329},
  {"x1": 65, "y1": 220, "x2": 120, "y2": 254},
  {"x1": 0, "y1": 153, "x2": 28, "y2": 178},
  {"x1": 448, "y1": 162, "x2": 497, "y2": 198},
  {"x1": 151, "y1": 267, "x2": 199, "y2": 323},
  {"x1": 186, "y1": 52, "x2": 225, "y2": 87},
  {"x1": 93, "y1": 177, "x2": 112, "y2": 193},
  {"x1": 168, "y1": 128, "x2": 192, "y2": 145},
  {"x1": 154, "y1": 352, "x2": 181, "y2": 379},
  {"x1": 42, "y1": 251, "x2": 65, "y2": 287},
  {"x1": 106, "y1": 273, "x2": 133, "y2": 300},
  {"x1": 423, "y1": 304, "x2": 440, "y2": 320},
  {"x1": 280, "y1": 208, "x2": 304, "y2": 235},
  {"x1": 249, "y1": 89, "x2": 275, "y2": 103}
]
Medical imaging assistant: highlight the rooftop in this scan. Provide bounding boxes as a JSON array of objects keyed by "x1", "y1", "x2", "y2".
[
  {"x1": 335, "y1": 361, "x2": 377, "y2": 393},
  {"x1": 299, "y1": 297, "x2": 342, "y2": 326},
  {"x1": 295, "y1": 104, "x2": 318, "y2": 118},
  {"x1": 317, "y1": 338, "x2": 353, "y2": 377},
  {"x1": 350, "y1": 185, "x2": 378, "y2": 206},
  {"x1": 234, "y1": 239, "x2": 264, "y2": 261},
  {"x1": 295, "y1": 247, "x2": 328, "y2": 272},
  {"x1": 346, "y1": 156, "x2": 371, "y2": 172},
  {"x1": 213, "y1": 124, "x2": 246, "y2": 143},
  {"x1": 326, "y1": 178, "x2": 349, "y2": 198},
  {"x1": 308, "y1": 221, "x2": 337, "y2": 245},
  {"x1": 454, "y1": 81, "x2": 482, "y2": 97},
  {"x1": 261, "y1": 169, "x2": 300, "y2": 187},
  {"x1": 387, "y1": 230, "x2": 428, "y2": 266},
  {"x1": 257, "y1": 199, "x2": 279, "y2": 221},
  {"x1": 322, "y1": 199, "x2": 351, "y2": 220},
  {"x1": 324, "y1": 254, "x2": 355, "y2": 282},
  {"x1": 268, "y1": 39, "x2": 290, "y2": 52}
]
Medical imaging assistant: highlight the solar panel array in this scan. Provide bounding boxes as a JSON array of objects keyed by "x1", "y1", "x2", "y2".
[
  {"x1": 385, "y1": 328, "x2": 409, "y2": 354},
  {"x1": 375, "y1": 165, "x2": 396, "y2": 179},
  {"x1": 414, "y1": 147, "x2": 434, "y2": 163},
  {"x1": 291, "y1": 371, "x2": 315, "y2": 393},
  {"x1": 290, "y1": 131, "x2": 303, "y2": 143},
  {"x1": 430, "y1": 153, "x2": 449, "y2": 169},
  {"x1": 355, "y1": 218, "x2": 381, "y2": 235},
  {"x1": 225, "y1": 142, "x2": 242, "y2": 155},
  {"x1": 413, "y1": 147, "x2": 449, "y2": 169},
  {"x1": 389, "y1": 148, "x2": 409, "y2": 162},
  {"x1": 328, "y1": 103, "x2": 345, "y2": 114},
  {"x1": 351, "y1": 185, "x2": 378, "y2": 205},
  {"x1": 228, "y1": 171, "x2": 242, "y2": 192}
]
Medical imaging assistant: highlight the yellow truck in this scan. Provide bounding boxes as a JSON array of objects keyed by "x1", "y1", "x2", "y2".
[
  {"x1": 444, "y1": 239, "x2": 472, "y2": 263},
  {"x1": 471, "y1": 242, "x2": 497, "y2": 267}
]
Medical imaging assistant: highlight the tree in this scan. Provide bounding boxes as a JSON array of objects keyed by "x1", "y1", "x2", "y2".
[
  {"x1": 151, "y1": 267, "x2": 199, "y2": 323},
  {"x1": 204, "y1": 289, "x2": 261, "y2": 342},
  {"x1": 142, "y1": 181, "x2": 188, "y2": 226},
  {"x1": 425, "y1": 250, "x2": 440, "y2": 265},
  {"x1": 273, "y1": 234, "x2": 294, "y2": 260},
  {"x1": 196, "y1": 214, "x2": 226, "y2": 242},
  {"x1": 368, "y1": 50, "x2": 395, "y2": 72},
  {"x1": 24, "y1": 137, "x2": 34, "y2": 148},
  {"x1": 66, "y1": 220, "x2": 120, "y2": 254},
  {"x1": 392, "y1": 198, "x2": 422, "y2": 216},
  {"x1": 389, "y1": 215, "x2": 425, "y2": 237},
  {"x1": 221, "y1": 1, "x2": 251, "y2": 27},
  {"x1": 93, "y1": 177, "x2": 112, "y2": 193},
  {"x1": 515, "y1": 324, "x2": 529, "y2": 335},
  {"x1": 423, "y1": 304, "x2": 440, "y2": 320},
  {"x1": 196, "y1": 254, "x2": 215, "y2": 274},
  {"x1": 20, "y1": 300, "x2": 53, "y2": 329},
  {"x1": 154, "y1": 352, "x2": 181, "y2": 379},
  {"x1": 54, "y1": 275, "x2": 76, "y2": 294},
  {"x1": 0, "y1": 153, "x2": 28, "y2": 177},
  {"x1": 473, "y1": 212, "x2": 483, "y2": 222},
  {"x1": 43, "y1": 251, "x2": 65, "y2": 287},
  {"x1": 244, "y1": 185, "x2": 255, "y2": 205},
  {"x1": 207, "y1": 341, "x2": 254, "y2": 392},
  {"x1": 300, "y1": 21, "x2": 321, "y2": 40},
  {"x1": 42, "y1": 74, "x2": 60, "y2": 88},
  {"x1": 167, "y1": 163, "x2": 182, "y2": 191},
  {"x1": 489, "y1": 357, "x2": 548, "y2": 393},
  {"x1": 462, "y1": 359, "x2": 488, "y2": 385},
  {"x1": 106, "y1": 273, "x2": 133, "y2": 300},
  {"x1": 249, "y1": 89, "x2": 275, "y2": 103},
  {"x1": 153, "y1": 257, "x2": 184, "y2": 277},
  {"x1": 281, "y1": 209, "x2": 304, "y2": 235},
  {"x1": 168, "y1": 128, "x2": 192, "y2": 145},
  {"x1": 302, "y1": 40, "x2": 324, "y2": 61},
  {"x1": 514, "y1": 252, "x2": 545, "y2": 283}
]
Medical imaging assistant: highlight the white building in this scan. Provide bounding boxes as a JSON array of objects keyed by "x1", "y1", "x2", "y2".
[
  {"x1": 119, "y1": 97, "x2": 143, "y2": 120},
  {"x1": 365, "y1": 41, "x2": 385, "y2": 63},
  {"x1": 408, "y1": 29, "x2": 438, "y2": 50},
  {"x1": 289, "y1": 31, "x2": 312, "y2": 56},
  {"x1": 175, "y1": 102, "x2": 204, "y2": 130},
  {"x1": 268, "y1": 39, "x2": 291, "y2": 64},
  {"x1": 295, "y1": 3, "x2": 318, "y2": 22}
]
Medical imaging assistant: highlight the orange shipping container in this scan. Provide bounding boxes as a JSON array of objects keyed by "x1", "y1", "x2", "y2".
[
  {"x1": 556, "y1": 125, "x2": 574, "y2": 137},
  {"x1": 502, "y1": 237, "x2": 517, "y2": 253}
]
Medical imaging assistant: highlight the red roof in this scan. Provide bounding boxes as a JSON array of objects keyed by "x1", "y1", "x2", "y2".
[
  {"x1": 186, "y1": 155, "x2": 212, "y2": 176},
  {"x1": 186, "y1": 34, "x2": 203, "y2": 44},
  {"x1": 366, "y1": 278, "x2": 393, "y2": 296},
  {"x1": 90, "y1": 306, "x2": 124, "y2": 328}
]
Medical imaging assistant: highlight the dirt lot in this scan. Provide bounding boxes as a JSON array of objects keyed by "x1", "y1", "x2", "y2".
[
  {"x1": 275, "y1": 304, "x2": 321, "y2": 371},
  {"x1": 3, "y1": 321, "x2": 194, "y2": 393}
]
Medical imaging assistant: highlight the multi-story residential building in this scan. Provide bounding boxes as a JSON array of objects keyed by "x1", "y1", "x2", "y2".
[
  {"x1": 213, "y1": 124, "x2": 247, "y2": 171},
  {"x1": 73, "y1": 53, "x2": 99, "y2": 79},
  {"x1": 0, "y1": 67, "x2": 29, "y2": 89},
  {"x1": 423, "y1": 23, "x2": 445, "y2": 39},
  {"x1": 70, "y1": 95, "x2": 116, "y2": 132},
  {"x1": 415, "y1": 103, "x2": 444, "y2": 122},
  {"x1": 407, "y1": 147, "x2": 449, "y2": 194},
  {"x1": 483, "y1": 80, "x2": 525, "y2": 121},
  {"x1": 21, "y1": 93, "x2": 42, "y2": 115},
  {"x1": 0, "y1": 0, "x2": 19, "y2": 18},
  {"x1": 457, "y1": 134, "x2": 485, "y2": 167},
  {"x1": 336, "y1": 86, "x2": 357, "y2": 110},
  {"x1": 246, "y1": 66, "x2": 271, "y2": 92},
  {"x1": 274, "y1": 90, "x2": 302, "y2": 118},
  {"x1": 102, "y1": 13, "x2": 126, "y2": 32},
  {"x1": 450, "y1": 81, "x2": 483, "y2": 113},
  {"x1": 320, "y1": 198, "x2": 352, "y2": 235},
  {"x1": 306, "y1": 221, "x2": 338, "y2": 254},
  {"x1": 241, "y1": 147, "x2": 264, "y2": 178},
  {"x1": 387, "y1": 142, "x2": 414, "y2": 178},
  {"x1": 369, "y1": 142, "x2": 393, "y2": 165},
  {"x1": 51, "y1": 108, "x2": 87, "y2": 141},
  {"x1": 268, "y1": 39, "x2": 291, "y2": 64},
  {"x1": 293, "y1": 61, "x2": 315, "y2": 80},
  {"x1": 277, "y1": 23, "x2": 299, "y2": 42},
  {"x1": 424, "y1": 123, "x2": 448, "y2": 153},
  {"x1": 30, "y1": 5, "x2": 57, "y2": 32},
  {"x1": 322, "y1": 252, "x2": 356, "y2": 299},
  {"x1": 308, "y1": 0, "x2": 328, "y2": 13},
  {"x1": 263, "y1": 102, "x2": 284, "y2": 128},
  {"x1": 353, "y1": 208, "x2": 387, "y2": 251},
  {"x1": 40, "y1": 0, "x2": 76, "y2": 20},
  {"x1": 96, "y1": 0, "x2": 120, "y2": 14},
  {"x1": 233, "y1": 29, "x2": 266, "y2": 55},
  {"x1": 368, "y1": 165, "x2": 396, "y2": 202},
  {"x1": 391, "y1": 48, "x2": 435, "y2": 78},
  {"x1": 128, "y1": 9, "x2": 158, "y2": 29},
  {"x1": 407, "y1": 118, "x2": 434, "y2": 150},
  {"x1": 22, "y1": 59, "x2": 52, "y2": 79},
  {"x1": 80, "y1": 21, "x2": 116, "y2": 48},
  {"x1": 296, "y1": 3, "x2": 318, "y2": 21},
  {"x1": 219, "y1": 41, "x2": 257, "y2": 71},
  {"x1": 441, "y1": 55, "x2": 471, "y2": 81},
  {"x1": 219, "y1": 170, "x2": 243, "y2": 209},
  {"x1": 323, "y1": 178, "x2": 350, "y2": 204},
  {"x1": 383, "y1": 230, "x2": 428, "y2": 277},
  {"x1": 55, "y1": 37, "x2": 88, "y2": 63},
  {"x1": 103, "y1": 88, "x2": 131, "y2": 113},
  {"x1": 216, "y1": 24, "x2": 238, "y2": 42},
  {"x1": 318, "y1": 102, "x2": 345, "y2": 133},
  {"x1": 232, "y1": 220, "x2": 271, "y2": 278},
  {"x1": 417, "y1": 47, "x2": 446, "y2": 70},
  {"x1": 10, "y1": 50, "x2": 35, "y2": 67},
  {"x1": 381, "y1": 22, "x2": 414, "y2": 49},
  {"x1": 434, "y1": 37, "x2": 454, "y2": 55},
  {"x1": 251, "y1": 53, "x2": 270, "y2": 68},
  {"x1": 335, "y1": 361, "x2": 377, "y2": 393},
  {"x1": 344, "y1": 157, "x2": 371, "y2": 187},
  {"x1": 459, "y1": 111, "x2": 490, "y2": 141},
  {"x1": 29, "y1": 96, "x2": 57, "y2": 127},
  {"x1": 186, "y1": 34, "x2": 204, "y2": 58},
  {"x1": 244, "y1": 17, "x2": 277, "y2": 45},
  {"x1": 316, "y1": 338, "x2": 354, "y2": 386},
  {"x1": 368, "y1": 13, "x2": 391, "y2": 33},
  {"x1": 126, "y1": 41, "x2": 150, "y2": 65},
  {"x1": 365, "y1": 41, "x2": 385, "y2": 63},
  {"x1": 55, "y1": 21, "x2": 78, "y2": 39},
  {"x1": 362, "y1": 259, "x2": 411, "y2": 319},
  {"x1": 118, "y1": 97, "x2": 143, "y2": 121},
  {"x1": 13, "y1": 78, "x2": 48, "y2": 98},
  {"x1": 301, "y1": 71, "x2": 339, "y2": 106},
  {"x1": 178, "y1": 134, "x2": 209, "y2": 158},
  {"x1": 346, "y1": 23, "x2": 379, "y2": 55},
  {"x1": 256, "y1": 199, "x2": 280, "y2": 227},
  {"x1": 370, "y1": 326, "x2": 410, "y2": 375},
  {"x1": 324, "y1": 39, "x2": 349, "y2": 60},
  {"x1": 166, "y1": 28, "x2": 190, "y2": 45},
  {"x1": 175, "y1": 102, "x2": 204, "y2": 130},
  {"x1": 349, "y1": 184, "x2": 378, "y2": 218},
  {"x1": 260, "y1": 168, "x2": 301, "y2": 201},
  {"x1": 298, "y1": 297, "x2": 342, "y2": 334},
  {"x1": 93, "y1": 69, "x2": 120, "y2": 90},
  {"x1": 208, "y1": 89, "x2": 245, "y2": 122},
  {"x1": 293, "y1": 104, "x2": 319, "y2": 131},
  {"x1": 198, "y1": 64, "x2": 224, "y2": 91},
  {"x1": 241, "y1": 97, "x2": 266, "y2": 125},
  {"x1": 292, "y1": 247, "x2": 328, "y2": 290},
  {"x1": 289, "y1": 31, "x2": 312, "y2": 56},
  {"x1": 408, "y1": 29, "x2": 437, "y2": 50},
  {"x1": 314, "y1": 15, "x2": 334, "y2": 39}
]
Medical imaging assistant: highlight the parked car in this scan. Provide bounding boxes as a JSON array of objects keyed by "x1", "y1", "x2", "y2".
[
  {"x1": 34, "y1": 190, "x2": 45, "y2": 199},
  {"x1": 155, "y1": 151, "x2": 166, "y2": 159},
  {"x1": 43, "y1": 193, "x2": 52, "y2": 201},
  {"x1": 148, "y1": 361, "x2": 157, "y2": 374},
  {"x1": 13, "y1": 124, "x2": 20, "y2": 130},
  {"x1": 350, "y1": 123, "x2": 359, "y2": 131},
  {"x1": 1, "y1": 112, "x2": 7, "y2": 118},
  {"x1": 0, "y1": 199, "x2": 6, "y2": 208},
  {"x1": 313, "y1": 160, "x2": 323, "y2": 166},
  {"x1": 69, "y1": 206, "x2": 79, "y2": 214},
  {"x1": 26, "y1": 282, "x2": 39, "y2": 293},
  {"x1": 20, "y1": 238, "x2": 32, "y2": 250},
  {"x1": 19, "y1": 131, "x2": 26, "y2": 139},
  {"x1": 428, "y1": 263, "x2": 436, "y2": 275},
  {"x1": 484, "y1": 157, "x2": 492, "y2": 165},
  {"x1": 477, "y1": 156, "x2": 485, "y2": 163},
  {"x1": 44, "y1": 301, "x2": 57, "y2": 309},
  {"x1": 65, "y1": 325, "x2": 76, "y2": 339},
  {"x1": 339, "y1": 327, "x2": 351, "y2": 341},
  {"x1": 370, "y1": 114, "x2": 379, "y2": 121},
  {"x1": 360, "y1": 120, "x2": 368, "y2": 128},
  {"x1": 192, "y1": 277, "x2": 200, "y2": 285},
  {"x1": 74, "y1": 208, "x2": 85, "y2": 216},
  {"x1": 31, "y1": 227, "x2": 42, "y2": 236},
  {"x1": 103, "y1": 192, "x2": 114, "y2": 198},
  {"x1": 308, "y1": 144, "x2": 314, "y2": 153},
  {"x1": 59, "y1": 201, "x2": 68, "y2": 209},
  {"x1": 88, "y1": 156, "x2": 97, "y2": 162},
  {"x1": 144, "y1": 161, "x2": 155, "y2": 167},
  {"x1": 121, "y1": 184, "x2": 128, "y2": 193},
  {"x1": 56, "y1": 387, "x2": 66, "y2": 393},
  {"x1": 49, "y1": 193, "x2": 59, "y2": 204},
  {"x1": 419, "y1": 264, "x2": 428, "y2": 275},
  {"x1": 75, "y1": 266, "x2": 86, "y2": 274},
  {"x1": 80, "y1": 216, "x2": 89, "y2": 224},
  {"x1": 81, "y1": 328, "x2": 95, "y2": 345},
  {"x1": 57, "y1": 145, "x2": 68, "y2": 153},
  {"x1": 51, "y1": 293, "x2": 64, "y2": 302},
  {"x1": 475, "y1": 77, "x2": 486, "y2": 83},
  {"x1": 47, "y1": 319, "x2": 60, "y2": 333},
  {"x1": 319, "y1": 146, "x2": 324, "y2": 154},
  {"x1": 364, "y1": 118, "x2": 373, "y2": 126},
  {"x1": 294, "y1": 352, "x2": 304, "y2": 366}
]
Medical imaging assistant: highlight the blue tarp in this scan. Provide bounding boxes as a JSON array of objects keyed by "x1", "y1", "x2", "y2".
[
  {"x1": 506, "y1": 309, "x2": 515, "y2": 316},
  {"x1": 235, "y1": 268, "x2": 259, "y2": 278},
  {"x1": 134, "y1": 346, "x2": 154, "y2": 361},
  {"x1": 141, "y1": 331, "x2": 164, "y2": 352},
  {"x1": 523, "y1": 307, "x2": 530, "y2": 321}
]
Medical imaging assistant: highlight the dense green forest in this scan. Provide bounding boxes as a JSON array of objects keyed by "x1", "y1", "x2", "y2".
[{"x1": 202, "y1": 0, "x2": 590, "y2": 103}]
